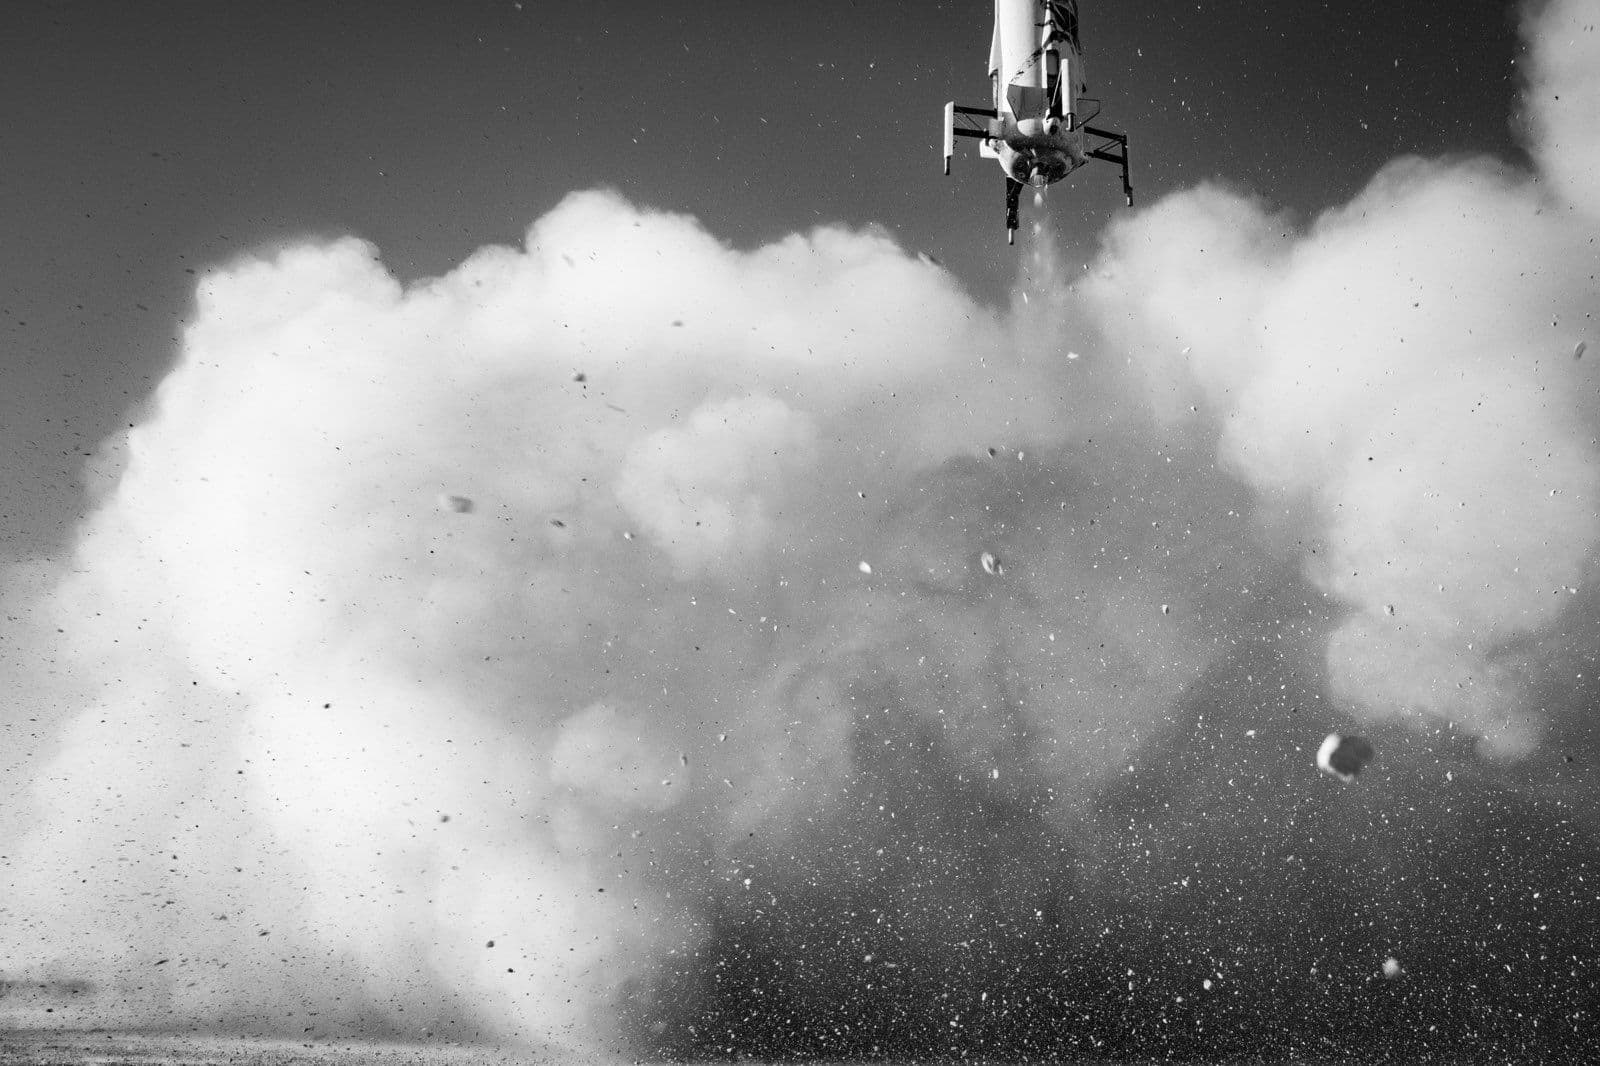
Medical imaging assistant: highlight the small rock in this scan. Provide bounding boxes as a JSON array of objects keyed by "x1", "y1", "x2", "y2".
[
  {"x1": 439, "y1": 494, "x2": 474, "y2": 514},
  {"x1": 1317, "y1": 733, "x2": 1376, "y2": 782}
]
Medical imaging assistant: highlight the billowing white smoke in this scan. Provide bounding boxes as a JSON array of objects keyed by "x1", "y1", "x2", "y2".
[
  {"x1": 1524, "y1": 0, "x2": 1600, "y2": 218},
  {"x1": 1076, "y1": 0, "x2": 1600, "y2": 759},
  {"x1": 2, "y1": 194, "x2": 1189, "y2": 1046},
  {"x1": 1081, "y1": 155, "x2": 1599, "y2": 756},
  {"x1": 1, "y1": 0, "x2": 1596, "y2": 1052}
]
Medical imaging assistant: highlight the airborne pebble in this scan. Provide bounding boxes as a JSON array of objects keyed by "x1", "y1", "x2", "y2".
[
  {"x1": 1317, "y1": 733, "x2": 1376, "y2": 782},
  {"x1": 980, "y1": 552, "x2": 1003, "y2": 576},
  {"x1": 439, "y1": 494, "x2": 474, "y2": 514}
]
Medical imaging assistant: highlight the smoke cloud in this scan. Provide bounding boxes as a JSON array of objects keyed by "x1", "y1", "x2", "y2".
[
  {"x1": 3, "y1": 0, "x2": 1599, "y2": 1059},
  {"x1": 1082, "y1": 154, "x2": 1599, "y2": 757}
]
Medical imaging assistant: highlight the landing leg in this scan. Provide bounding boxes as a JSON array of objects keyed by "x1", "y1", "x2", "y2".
[
  {"x1": 1085, "y1": 125, "x2": 1133, "y2": 208},
  {"x1": 1005, "y1": 178, "x2": 1023, "y2": 245}
]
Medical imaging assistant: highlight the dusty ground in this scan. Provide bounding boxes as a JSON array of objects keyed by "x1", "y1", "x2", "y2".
[
  {"x1": 0, "y1": 1032, "x2": 543, "y2": 1066},
  {"x1": 0, "y1": 1034, "x2": 1368, "y2": 1066}
]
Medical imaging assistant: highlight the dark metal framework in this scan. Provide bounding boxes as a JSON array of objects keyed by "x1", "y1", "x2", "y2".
[
  {"x1": 1084, "y1": 125, "x2": 1133, "y2": 206},
  {"x1": 1047, "y1": 0, "x2": 1081, "y2": 52}
]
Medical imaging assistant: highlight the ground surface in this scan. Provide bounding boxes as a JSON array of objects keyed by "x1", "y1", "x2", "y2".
[
  {"x1": 0, "y1": 1033, "x2": 1443, "y2": 1066},
  {"x1": 0, "y1": 1033, "x2": 541, "y2": 1066}
]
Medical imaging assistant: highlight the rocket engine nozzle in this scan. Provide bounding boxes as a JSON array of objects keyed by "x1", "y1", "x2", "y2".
[{"x1": 998, "y1": 142, "x2": 1069, "y2": 187}]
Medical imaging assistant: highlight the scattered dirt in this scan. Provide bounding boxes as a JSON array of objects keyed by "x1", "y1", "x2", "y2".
[{"x1": 0, "y1": 1032, "x2": 544, "y2": 1066}]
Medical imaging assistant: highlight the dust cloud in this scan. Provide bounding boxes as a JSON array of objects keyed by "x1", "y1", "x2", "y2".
[{"x1": 3, "y1": 0, "x2": 1598, "y2": 1059}]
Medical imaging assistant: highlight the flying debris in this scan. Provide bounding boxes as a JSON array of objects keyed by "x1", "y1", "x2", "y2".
[
  {"x1": 943, "y1": 0, "x2": 1133, "y2": 244},
  {"x1": 858, "y1": 561, "x2": 874, "y2": 574},
  {"x1": 1316, "y1": 733, "x2": 1376, "y2": 782},
  {"x1": 980, "y1": 551, "x2": 1004, "y2": 575},
  {"x1": 1382, "y1": 956, "x2": 1403, "y2": 980},
  {"x1": 1576, "y1": 340, "x2": 1587, "y2": 360},
  {"x1": 438, "y1": 494, "x2": 474, "y2": 514}
]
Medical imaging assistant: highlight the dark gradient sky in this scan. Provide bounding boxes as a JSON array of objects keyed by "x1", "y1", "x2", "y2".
[{"x1": 1, "y1": 0, "x2": 1526, "y2": 558}]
